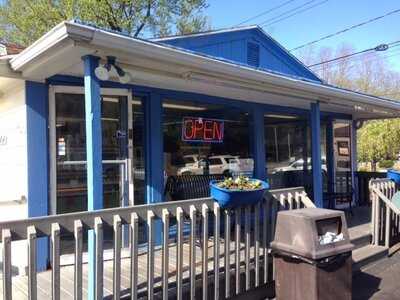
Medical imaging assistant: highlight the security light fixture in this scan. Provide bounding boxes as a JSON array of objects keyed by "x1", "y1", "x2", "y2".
[
  {"x1": 94, "y1": 56, "x2": 132, "y2": 83},
  {"x1": 94, "y1": 64, "x2": 110, "y2": 81}
]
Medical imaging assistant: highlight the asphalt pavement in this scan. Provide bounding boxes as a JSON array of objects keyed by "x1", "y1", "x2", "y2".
[{"x1": 353, "y1": 251, "x2": 400, "y2": 300}]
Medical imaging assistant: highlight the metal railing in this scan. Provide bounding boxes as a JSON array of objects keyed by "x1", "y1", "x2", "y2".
[
  {"x1": 370, "y1": 179, "x2": 400, "y2": 248},
  {"x1": 1, "y1": 187, "x2": 314, "y2": 300}
]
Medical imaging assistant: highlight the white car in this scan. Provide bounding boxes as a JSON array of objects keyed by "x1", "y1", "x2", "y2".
[
  {"x1": 273, "y1": 157, "x2": 327, "y2": 173},
  {"x1": 182, "y1": 154, "x2": 201, "y2": 167},
  {"x1": 177, "y1": 155, "x2": 254, "y2": 176}
]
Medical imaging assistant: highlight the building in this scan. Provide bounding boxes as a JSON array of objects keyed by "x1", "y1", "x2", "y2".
[{"x1": 0, "y1": 21, "x2": 399, "y2": 273}]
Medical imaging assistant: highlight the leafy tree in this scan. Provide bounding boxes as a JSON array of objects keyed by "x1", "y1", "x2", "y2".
[
  {"x1": 0, "y1": 0, "x2": 210, "y2": 46},
  {"x1": 357, "y1": 120, "x2": 400, "y2": 171},
  {"x1": 298, "y1": 44, "x2": 400, "y2": 170}
]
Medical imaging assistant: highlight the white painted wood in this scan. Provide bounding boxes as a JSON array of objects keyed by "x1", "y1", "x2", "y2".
[
  {"x1": 51, "y1": 223, "x2": 61, "y2": 300},
  {"x1": 162, "y1": 209, "x2": 170, "y2": 300},
  {"x1": 2, "y1": 229, "x2": 12, "y2": 300}
]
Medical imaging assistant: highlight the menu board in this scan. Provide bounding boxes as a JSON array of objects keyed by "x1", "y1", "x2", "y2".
[{"x1": 337, "y1": 141, "x2": 350, "y2": 156}]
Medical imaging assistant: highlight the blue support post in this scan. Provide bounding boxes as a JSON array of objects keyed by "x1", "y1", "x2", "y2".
[
  {"x1": 326, "y1": 120, "x2": 335, "y2": 208},
  {"x1": 144, "y1": 92, "x2": 164, "y2": 244},
  {"x1": 352, "y1": 120, "x2": 358, "y2": 205},
  {"x1": 26, "y1": 81, "x2": 49, "y2": 271},
  {"x1": 82, "y1": 55, "x2": 103, "y2": 300},
  {"x1": 311, "y1": 102, "x2": 323, "y2": 207},
  {"x1": 251, "y1": 106, "x2": 266, "y2": 180}
]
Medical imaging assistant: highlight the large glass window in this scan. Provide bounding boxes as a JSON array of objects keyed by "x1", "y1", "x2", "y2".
[
  {"x1": 265, "y1": 113, "x2": 328, "y2": 196},
  {"x1": 265, "y1": 114, "x2": 311, "y2": 190},
  {"x1": 163, "y1": 99, "x2": 254, "y2": 201}
]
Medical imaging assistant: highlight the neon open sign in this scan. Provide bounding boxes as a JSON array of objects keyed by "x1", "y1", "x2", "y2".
[{"x1": 182, "y1": 117, "x2": 224, "y2": 143}]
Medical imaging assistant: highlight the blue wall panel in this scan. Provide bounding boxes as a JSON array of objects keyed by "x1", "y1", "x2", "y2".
[
  {"x1": 26, "y1": 81, "x2": 49, "y2": 271},
  {"x1": 160, "y1": 27, "x2": 321, "y2": 82}
]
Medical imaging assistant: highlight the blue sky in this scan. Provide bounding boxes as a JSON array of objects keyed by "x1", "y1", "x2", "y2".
[{"x1": 206, "y1": 0, "x2": 400, "y2": 71}]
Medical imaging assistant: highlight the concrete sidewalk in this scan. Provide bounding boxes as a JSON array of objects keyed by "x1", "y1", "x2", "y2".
[{"x1": 353, "y1": 251, "x2": 400, "y2": 299}]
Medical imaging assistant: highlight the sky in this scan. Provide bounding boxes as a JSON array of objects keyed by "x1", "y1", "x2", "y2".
[{"x1": 206, "y1": 0, "x2": 400, "y2": 71}]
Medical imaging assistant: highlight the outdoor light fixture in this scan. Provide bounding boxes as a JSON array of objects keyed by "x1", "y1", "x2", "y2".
[{"x1": 94, "y1": 56, "x2": 132, "y2": 83}]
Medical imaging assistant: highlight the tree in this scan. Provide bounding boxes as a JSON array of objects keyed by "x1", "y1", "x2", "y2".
[
  {"x1": 299, "y1": 43, "x2": 400, "y2": 97},
  {"x1": 357, "y1": 120, "x2": 400, "y2": 171},
  {"x1": 298, "y1": 43, "x2": 400, "y2": 169},
  {"x1": 0, "y1": 0, "x2": 210, "y2": 46}
]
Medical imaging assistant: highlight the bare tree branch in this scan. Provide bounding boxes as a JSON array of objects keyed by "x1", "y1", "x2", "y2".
[{"x1": 134, "y1": 0, "x2": 152, "y2": 37}]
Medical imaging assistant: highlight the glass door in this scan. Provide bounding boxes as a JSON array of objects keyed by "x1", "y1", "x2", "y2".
[
  {"x1": 51, "y1": 88, "x2": 133, "y2": 253},
  {"x1": 55, "y1": 93, "x2": 127, "y2": 214}
]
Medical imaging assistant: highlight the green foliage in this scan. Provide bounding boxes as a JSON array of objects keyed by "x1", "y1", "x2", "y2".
[
  {"x1": 357, "y1": 166, "x2": 369, "y2": 172},
  {"x1": 357, "y1": 119, "x2": 400, "y2": 169},
  {"x1": 379, "y1": 160, "x2": 394, "y2": 169},
  {"x1": 0, "y1": 0, "x2": 210, "y2": 46}
]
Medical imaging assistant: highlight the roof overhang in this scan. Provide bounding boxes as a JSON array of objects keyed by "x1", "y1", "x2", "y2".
[{"x1": 2, "y1": 21, "x2": 400, "y2": 119}]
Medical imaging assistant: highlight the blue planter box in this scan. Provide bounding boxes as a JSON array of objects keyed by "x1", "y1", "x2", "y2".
[
  {"x1": 210, "y1": 179, "x2": 269, "y2": 208},
  {"x1": 388, "y1": 169, "x2": 400, "y2": 184}
]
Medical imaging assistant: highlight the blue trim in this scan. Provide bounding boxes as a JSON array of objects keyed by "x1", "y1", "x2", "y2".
[
  {"x1": 144, "y1": 92, "x2": 164, "y2": 203},
  {"x1": 251, "y1": 107, "x2": 266, "y2": 180},
  {"x1": 144, "y1": 92, "x2": 163, "y2": 244},
  {"x1": 351, "y1": 120, "x2": 358, "y2": 205},
  {"x1": 82, "y1": 55, "x2": 103, "y2": 300},
  {"x1": 46, "y1": 75, "x2": 352, "y2": 120},
  {"x1": 311, "y1": 102, "x2": 323, "y2": 207},
  {"x1": 26, "y1": 81, "x2": 49, "y2": 271},
  {"x1": 326, "y1": 120, "x2": 335, "y2": 204}
]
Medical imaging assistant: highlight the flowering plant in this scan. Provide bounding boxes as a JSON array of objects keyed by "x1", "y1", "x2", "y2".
[{"x1": 217, "y1": 176, "x2": 262, "y2": 190}]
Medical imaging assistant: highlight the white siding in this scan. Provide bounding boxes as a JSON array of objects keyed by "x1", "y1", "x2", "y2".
[
  {"x1": 0, "y1": 78, "x2": 30, "y2": 275},
  {"x1": 0, "y1": 78, "x2": 28, "y2": 221}
]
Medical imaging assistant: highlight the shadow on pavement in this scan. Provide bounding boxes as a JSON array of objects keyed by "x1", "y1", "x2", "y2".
[{"x1": 353, "y1": 271, "x2": 381, "y2": 300}]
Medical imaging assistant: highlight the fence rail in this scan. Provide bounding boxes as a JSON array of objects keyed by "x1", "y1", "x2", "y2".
[
  {"x1": 1, "y1": 187, "x2": 314, "y2": 300},
  {"x1": 370, "y1": 179, "x2": 400, "y2": 248}
]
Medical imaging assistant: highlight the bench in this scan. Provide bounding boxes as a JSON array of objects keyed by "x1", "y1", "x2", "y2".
[{"x1": 164, "y1": 174, "x2": 226, "y2": 201}]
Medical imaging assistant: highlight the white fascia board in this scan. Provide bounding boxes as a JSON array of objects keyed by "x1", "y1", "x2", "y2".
[
  {"x1": 9, "y1": 21, "x2": 400, "y2": 115},
  {"x1": 87, "y1": 27, "x2": 400, "y2": 114},
  {"x1": 9, "y1": 21, "x2": 93, "y2": 72},
  {"x1": 0, "y1": 57, "x2": 22, "y2": 79}
]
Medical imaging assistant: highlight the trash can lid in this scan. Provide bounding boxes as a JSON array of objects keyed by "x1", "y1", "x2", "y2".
[{"x1": 271, "y1": 208, "x2": 354, "y2": 260}]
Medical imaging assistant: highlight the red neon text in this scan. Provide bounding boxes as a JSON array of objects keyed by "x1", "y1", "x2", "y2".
[{"x1": 182, "y1": 117, "x2": 224, "y2": 143}]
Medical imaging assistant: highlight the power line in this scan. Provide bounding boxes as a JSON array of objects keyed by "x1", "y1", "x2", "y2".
[
  {"x1": 308, "y1": 41, "x2": 400, "y2": 67},
  {"x1": 313, "y1": 50, "x2": 400, "y2": 74},
  {"x1": 258, "y1": 0, "x2": 318, "y2": 26},
  {"x1": 290, "y1": 8, "x2": 400, "y2": 51},
  {"x1": 258, "y1": 0, "x2": 328, "y2": 28},
  {"x1": 310, "y1": 43, "x2": 400, "y2": 71},
  {"x1": 235, "y1": 0, "x2": 298, "y2": 26},
  {"x1": 344, "y1": 48, "x2": 400, "y2": 72}
]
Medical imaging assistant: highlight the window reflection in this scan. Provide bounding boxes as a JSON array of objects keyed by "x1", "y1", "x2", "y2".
[
  {"x1": 265, "y1": 114, "x2": 328, "y2": 194},
  {"x1": 55, "y1": 93, "x2": 146, "y2": 251},
  {"x1": 163, "y1": 100, "x2": 254, "y2": 201},
  {"x1": 56, "y1": 94, "x2": 122, "y2": 213},
  {"x1": 131, "y1": 99, "x2": 146, "y2": 205}
]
